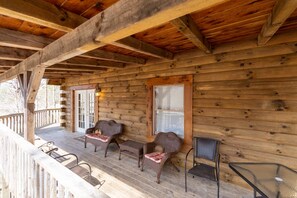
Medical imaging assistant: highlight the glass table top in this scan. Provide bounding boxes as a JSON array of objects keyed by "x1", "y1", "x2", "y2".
[{"x1": 229, "y1": 163, "x2": 297, "y2": 198}]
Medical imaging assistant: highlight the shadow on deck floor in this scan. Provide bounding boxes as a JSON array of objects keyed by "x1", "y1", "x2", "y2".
[{"x1": 35, "y1": 124, "x2": 253, "y2": 198}]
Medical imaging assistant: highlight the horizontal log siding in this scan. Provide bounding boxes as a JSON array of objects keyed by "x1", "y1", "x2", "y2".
[{"x1": 64, "y1": 39, "x2": 297, "y2": 188}]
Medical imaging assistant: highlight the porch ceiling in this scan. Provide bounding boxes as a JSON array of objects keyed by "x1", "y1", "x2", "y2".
[{"x1": 0, "y1": 0, "x2": 296, "y2": 81}]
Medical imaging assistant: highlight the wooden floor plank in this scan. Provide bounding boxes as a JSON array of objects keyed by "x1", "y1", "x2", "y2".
[{"x1": 35, "y1": 125, "x2": 252, "y2": 198}]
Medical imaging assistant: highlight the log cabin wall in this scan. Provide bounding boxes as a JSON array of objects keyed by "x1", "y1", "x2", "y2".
[{"x1": 63, "y1": 34, "x2": 297, "y2": 187}]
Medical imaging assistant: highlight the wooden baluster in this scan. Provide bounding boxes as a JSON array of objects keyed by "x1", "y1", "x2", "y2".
[
  {"x1": 15, "y1": 116, "x2": 18, "y2": 134},
  {"x1": 12, "y1": 116, "x2": 14, "y2": 131},
  {"x1": 21, "y1": 114, "x2": 24, "y2": 134},
  {"x1": 58, "y1": 183, "x2": 65, "y2": 198},
  {"x1": 50, "y1": 176, "x2": 57, "y2": 198},
  {"x1": 9, "y1": 117, "x2": 12, "y2": 131}
]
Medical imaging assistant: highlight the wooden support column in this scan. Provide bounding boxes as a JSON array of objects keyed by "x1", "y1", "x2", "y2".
[
  {"x1": 24, "y1": 102, "x2": 35, "y2": 143},
  {"x1": 17, "y1": 66, "x2": 45, "y2": 143}
]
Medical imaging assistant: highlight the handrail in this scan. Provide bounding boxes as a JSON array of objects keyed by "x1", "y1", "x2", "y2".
[
  {"x1": 0, "y1": 124, "x2": 108, "y2": 198},
  {"x1": 0, "y1": 108, "x2": 60, "y2": 134},
  {"x1": 35, "y1": 108, "x2": 60, "y2": 129}
]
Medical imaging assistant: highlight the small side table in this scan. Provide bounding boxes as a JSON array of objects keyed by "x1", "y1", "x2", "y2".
[{"x1": 119, "y1": 140, "x2": 143, "y2": 168}]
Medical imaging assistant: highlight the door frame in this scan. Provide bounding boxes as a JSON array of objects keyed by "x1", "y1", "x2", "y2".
[
  {"x1": 69, "y1": 84, "x2": 99, "y2": 132},
  {"x1": 75, "y1": 89, "x2": 95, "y2": 132}
]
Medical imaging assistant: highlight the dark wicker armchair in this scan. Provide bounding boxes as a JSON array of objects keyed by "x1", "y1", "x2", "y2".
[
  {"x1": 185, "y1": 137, "x2": 220, "y2": 197},
  {"x1": 141, "y1": 132, "x2": 182, "y2": 183},
  {"x1": 84, "y1": 120, "x2": 123, "y2": 157}
]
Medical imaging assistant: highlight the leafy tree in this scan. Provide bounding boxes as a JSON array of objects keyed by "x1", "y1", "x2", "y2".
[{"x1": 0, "y1": 79, "x2": 60, "y2": 116}]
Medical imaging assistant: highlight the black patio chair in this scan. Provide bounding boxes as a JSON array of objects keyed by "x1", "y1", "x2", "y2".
[
  {"x1": 38, "y1": 141, "x2": 92, "y2": 182},
  {"x1": 185, "y1": 137, "x2": 220, "y2": 197}
]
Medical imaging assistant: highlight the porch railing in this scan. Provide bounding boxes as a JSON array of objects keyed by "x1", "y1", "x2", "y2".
[
  {"x1": 0, "y1": 108, "x2": 60, "y2": 134},
  {"x1": 34, "y1": 108, "x2": 60, "y2": 129},
  {"x1": 0, "y1": 124, "x2": 108, "y2": 198}
]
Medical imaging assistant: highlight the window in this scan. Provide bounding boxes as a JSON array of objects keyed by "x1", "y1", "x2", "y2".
[
  {"x1": 147, "y1": 75, "x2": 192, "y2": 145},
  {"x1": 154, "y1": 85, "x2": 184, "y2": 138}
]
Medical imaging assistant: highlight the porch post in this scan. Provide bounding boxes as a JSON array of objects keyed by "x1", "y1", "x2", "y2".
[
  {"x1": 17, "y1": 66, "x2": 45, "y2": 144},
  {"x1": 24, "y1": 103, "x2": 35, "y2": 143}
]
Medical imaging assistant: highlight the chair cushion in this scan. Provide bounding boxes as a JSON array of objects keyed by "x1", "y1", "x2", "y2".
[
  {"x1": 145, "y1": 152, "x2": 166, "y2": 163},
  {"x1": 188, "y1": 163, "x2": 217, "y2": 181},
  {"x1": 85, "y1": 134, "x2": 109, "y2": 142}
]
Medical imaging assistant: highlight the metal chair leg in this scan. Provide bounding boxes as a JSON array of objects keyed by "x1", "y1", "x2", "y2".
[
  {"x1": 185, "y1": 166, "x2": 188, "y2": 192},
  {"x1": 217, "y1": 180, "x2": 220, "y2": 198}
]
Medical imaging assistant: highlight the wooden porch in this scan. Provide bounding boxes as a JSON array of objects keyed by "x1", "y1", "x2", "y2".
[
  {"x1": 36, "y1": 124, "x2": 252, "y2": 198},
  {"x1": 0, "y1": 0, "x2": 297, "y2": 197}
]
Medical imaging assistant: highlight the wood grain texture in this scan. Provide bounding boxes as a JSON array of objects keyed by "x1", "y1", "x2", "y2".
[
  {"x1": 0, "y1": 0, "x2": 229, "y2": 82},
  {"x1": 258, "y1": 0, "x2": 297, "y2": 45},
  {"x1": 63, "y1": 33, "x2": 297, "y2": 188},
  {"x1": 170, "y1": 15, "x2": 211, "y2": 53},
  {"x1": 112, "y1": 37, "x2": 174, "y2": 59},
  {"x1": 0, "y1": 0, "x2": 87, "y2": 32},
  {"x1": 0, "y1": 27, "x2": 146, "y2": 65},
  {"x1": 36, "y1": 127, "x2": 252, "y2": 197}
]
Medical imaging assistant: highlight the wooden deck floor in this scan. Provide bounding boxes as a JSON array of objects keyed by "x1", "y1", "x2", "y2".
[{"x1": 35, "y1": 125, "x2": 252, "y2": 198}]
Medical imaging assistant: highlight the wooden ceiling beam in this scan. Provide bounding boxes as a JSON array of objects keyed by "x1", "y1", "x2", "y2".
[
  {"x1": 258, "y1": 0, "x2": 297, "y2": 45},
  {"x1": 47, "y1": 65, "x2": 107, "y2": 72},
  {"x1": 0, "y1": 28, "x2": 53, "y2": 50},
  {"x1": 0, "y1": 27, "x2": 145, "y2": 64},
  {"x1": 112, "y1": 37, "x2": 174, "y2": 59},
  {"x1": 170, "y1": 15, "x2": 211, "y2": 53},
  {"x1": 0, "y1": 0, "x2": 229, "y2": 82},
  {"x1": 44, "y1": 70, "x2": 93, "y2": 74},
  {"x1": 0, "y1": 0, "x2": 86, "y2": 32},
  {"x1": 0, "y1": 0, "x2": 174, "y2": 60},
  {"x1": 0, "y1": 47, "x2": 124, "y2": 68},
  {"x1": 44, "y1": 74, "x2": 81, "y2": 76},
  {"x1": 60, "y1": 57, "x2": 125, "y2": 68},
  {"x1": 81, "y1": 49, "x2": 145, "y2": 64},
  {"x1": 0, "y1": 46, "x2": 35, "y2": 61},
  {"x1": 0, "y1": 60, "x2": 20, "y2": 66}
]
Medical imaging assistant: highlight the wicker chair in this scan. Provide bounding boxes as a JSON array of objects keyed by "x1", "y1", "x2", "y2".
[
  {"x1": 84, "y1": 120, "x2": 123, "y2": 157},
  {"x1": 141, "y1": 132, "x2": 182, "y2": 183},
  {"x1": 185, "y1": 137, "x2": 220, "y2": 197}
]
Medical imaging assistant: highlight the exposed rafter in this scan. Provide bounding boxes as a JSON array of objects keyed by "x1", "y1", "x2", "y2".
[
  {"x1": 0, "y1": 27, "x2": 146, "y2": 64},
  {"x1": 80, "y1": 48, "x2": 145, "y2": 64},
  {"x1": 60, "y1": 57, "x2": 125, "y2": 68},
  {"x1": 0, "y1": 0, "x2": 86, "y2": 32},
  {"x1": 0, "y1": 60, "x2": 20, "y2": 66},
  {"x1": 112, "y1": 37, "x2": 174, "y2": 59},
  {"x1": 258, "y1": 0, "x2": 297, "y2": 45},
  {"x1": 0, "y1": 46, "x2": 35, "y2": 61},
  {"x1": 47, "y1": 65, "x2": 107, "y2": 72},
  {"x1": 0, "y1": 0, "x2": 178, "y2": 60},
  {"x1": 0, "y1": 47, "x2": 124, "y2": 68},
  {"x1": 170, "y1": 15, "x2": 211, "y2": 53},
  {"x1": 0, "y1": 0, "x2": 229, "y2": 82},
  {"x1": 0, "y1": 28, "x2": 52, "y2": 50},
  {"x1": 44, "y1": 70, "x2": 93, "y2": 75}
]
